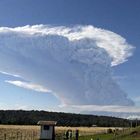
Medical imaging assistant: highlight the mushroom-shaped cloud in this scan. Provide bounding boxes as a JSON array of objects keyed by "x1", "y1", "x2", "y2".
[{"x1": 0, "y1": 25, "x2": 134, "y2": 106}]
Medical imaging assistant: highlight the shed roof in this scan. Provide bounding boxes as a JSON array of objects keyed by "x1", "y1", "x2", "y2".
[{"x1": 37, "y1": 121, "x2": 57, "y2": 125}]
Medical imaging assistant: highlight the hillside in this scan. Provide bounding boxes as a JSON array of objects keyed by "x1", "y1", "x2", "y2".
[{"x1": 0, "y1": 110, "x2": 132, "y2": 127}]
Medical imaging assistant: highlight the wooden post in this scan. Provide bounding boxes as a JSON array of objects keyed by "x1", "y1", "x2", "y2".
[
  {"x1": 75, "y1": 130, "x2": 79, "y2": 140},
  {"x1": 17, "y1": 132, "x2": 19, "y2": 140},
  {"x1": 21, "y1": 132, "x2": 22, "y2": 140},
  {"x1": 4, "y1": 134, "x2": 6, "y2": 140},
  {"x1": 130, "y1": 120, "x2": 132, "y2": 128},
  {"x1": 136, "y1": 119, "x2": 138, "y2": 127},
  {"x1": 52, "y1": 126, "x2": 55, "y2": 140}
]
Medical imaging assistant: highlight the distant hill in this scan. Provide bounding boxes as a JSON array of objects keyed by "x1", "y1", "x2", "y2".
[
  {"x1": 0, "y1": 110, "x2": 133, "y2": 127},
  {"x1": 81, "y1": 111, "x2": 140, "y2": 119}
]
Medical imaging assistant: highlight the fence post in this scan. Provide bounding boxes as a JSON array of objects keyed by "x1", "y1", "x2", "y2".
[
  {"x1": 75, "y1": 130, "x2": 79, "y2": 140},
  {"x1": 17, "y1": 132, "x2": 19, "y2": 140},
  {"x1": 21, "y1": 132, "x2": 22, "y2": 140},
  {"x1": 4, "y1": 133, "x2": 6, "y2": 140}
]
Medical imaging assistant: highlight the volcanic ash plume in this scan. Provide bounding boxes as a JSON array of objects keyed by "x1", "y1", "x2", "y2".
[{"x1": 0, "y1": 25, "x2": 134, "y2": 106}]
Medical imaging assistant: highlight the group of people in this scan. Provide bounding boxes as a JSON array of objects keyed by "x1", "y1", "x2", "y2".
[{"x1": 65, "y1": 129, "x2": 79, "y2": 140}]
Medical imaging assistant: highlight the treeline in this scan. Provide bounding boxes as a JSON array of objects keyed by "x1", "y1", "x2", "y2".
[{"x1": 0, "y1": 110, "x2": 131, "y2": 127}]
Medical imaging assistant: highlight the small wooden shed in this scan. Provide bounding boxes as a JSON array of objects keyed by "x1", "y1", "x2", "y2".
[{"x1": 38, "y1": 121, "x2": 57, "y2": 140}]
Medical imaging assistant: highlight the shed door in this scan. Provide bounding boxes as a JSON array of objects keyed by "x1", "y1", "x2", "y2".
[{"x1": 41, "y1": 125, "x2": 53, "y2": 139}]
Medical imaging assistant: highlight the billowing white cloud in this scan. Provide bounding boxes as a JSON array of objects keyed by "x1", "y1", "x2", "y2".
[
  {"x1": 5, "y1": 80, "x2": 51, "y2": 93},
  {"x1": 5, "y1": 25, "x2": 133, "y2": 66},
  {"x1": 0, "y1": 25, "x2": 134, "y2": 106},
  {"x1": 127, "y1": 115, "x2": 140, "y2": 120}
]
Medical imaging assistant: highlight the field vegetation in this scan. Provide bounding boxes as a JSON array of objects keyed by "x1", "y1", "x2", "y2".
[
  {"x1": 0, "y1": 125, "x2": 121, "y2": 140},
  {"x1": 78, "y1": 127, "x2": 140, "y2": 140},
  {"x1": 0, "y1": 125, "x2": 139, "y2": 140}
]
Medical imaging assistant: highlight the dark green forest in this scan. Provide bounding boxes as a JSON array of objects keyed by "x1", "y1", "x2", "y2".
[{"x1": 0, "y1": 110, "x2": 134, "y2": 127}]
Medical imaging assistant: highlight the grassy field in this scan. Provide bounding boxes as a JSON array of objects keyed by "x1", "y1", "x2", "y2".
[
  {"x1": 0, "y1": 125, "x2": 117, "y2": 140},
  {"x1": 56, "y1": 126, "x2": 117, "y2": 135},
  {"x1": 0, "y1": 125, "x2": 139, "y2": 140},
  {"x1": 78, "y1": 127, "x2": 140, "y2": 140},
  {"x1": 0, "y1": 125, "x2": 114, "y2": 140},
  {"x1": 0, "y1": 125, "x2": 39, "y2": 140}
]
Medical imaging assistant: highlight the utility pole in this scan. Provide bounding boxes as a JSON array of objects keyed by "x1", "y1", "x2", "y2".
[{"x1": 136, "y1": 119, "x2": 138, "y2": 127}]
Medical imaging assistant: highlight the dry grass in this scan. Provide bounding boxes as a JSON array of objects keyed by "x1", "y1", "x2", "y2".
[
  {"x1": 0, "y1": 125, "x2": 39, "y2": 140},
  {"x1": 0, "y1": 125, "x2": 39, "y2": 130},
  {"x1": 0, "y1": 125, "x2": 121, "y2": 140},
  {"x1": 56, "y1": 126, "x2": 122, "y2": 136}
]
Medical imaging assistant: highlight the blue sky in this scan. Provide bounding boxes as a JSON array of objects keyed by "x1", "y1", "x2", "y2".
[{"x1": 0, "y1": 0, "x2": 139, "y2": 116}]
